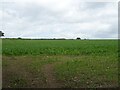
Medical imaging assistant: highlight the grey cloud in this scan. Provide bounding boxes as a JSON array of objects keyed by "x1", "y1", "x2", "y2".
[
  {"x1": 1, "y1": 1, "x2": 118, "y2": 39},
  {"x1": 84, "y1": 2, "x2": 109, "y2": 9},
  {"x1": 93, "y1": 23, "x2": 118, "y2": 38}
]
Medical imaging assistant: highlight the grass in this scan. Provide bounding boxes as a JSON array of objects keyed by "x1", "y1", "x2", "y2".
[
  {"x1": 8, "y1": 75, "x2": 27, "y2": 88},
  {"x1": 54, "y1": 55, "x2": 118, "y2": 88},
  {"x1": 2, "y1": 39, "x2": 118, "y2": 56},
  {"x1": 2, "y1": 39, "x2": 118, "y2": 88}
]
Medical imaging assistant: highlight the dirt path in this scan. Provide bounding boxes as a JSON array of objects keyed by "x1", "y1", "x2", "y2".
[
  {"x1": 3, "y1": 56, "x2": 64, "y2": 88},
  {"x1": 41, "y1": 63, "x2": 62, "y2": 88},
  {"x1": 2, "y1": 56, "x2": 45, "y2": 88}
]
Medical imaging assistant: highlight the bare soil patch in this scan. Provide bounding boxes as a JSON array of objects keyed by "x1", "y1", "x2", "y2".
[
  {"x1": 2, "y1": 56, "x2": 46, "y2": 88},
  {"x1": 41, "y1": 62, "x2": 63, "y2": 88}
]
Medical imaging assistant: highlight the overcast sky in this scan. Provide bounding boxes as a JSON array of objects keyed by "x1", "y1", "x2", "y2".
[{"x1": 0, "y1": 0, "x2": 118, "y2": 39}]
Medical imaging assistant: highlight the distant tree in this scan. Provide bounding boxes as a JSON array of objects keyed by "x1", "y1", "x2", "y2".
[
  {"x1": 76, "y1": 37, "x2": 81, "y2": 40},
  {"x1": 0, "y1": 31, "x2": 4, "y2": 37},
  {"x1": 18, "y1": 37, "x2": 22, "y2": 39}
]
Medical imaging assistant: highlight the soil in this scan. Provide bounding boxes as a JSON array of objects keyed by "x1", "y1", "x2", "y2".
[
  {"x1": 41, "y1": 63, "x2": 62, "y2": 88},
  {"x1": 2, "y1": 56, "x2": 63, "y2": 88},
  {"x1": 2, "y1": 56, "x2": 45, "y2": 88}
]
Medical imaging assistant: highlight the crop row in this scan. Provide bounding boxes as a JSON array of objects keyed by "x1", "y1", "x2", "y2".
[{"x1": 2, "y1": 39, "x2": 118, "y2": 56}]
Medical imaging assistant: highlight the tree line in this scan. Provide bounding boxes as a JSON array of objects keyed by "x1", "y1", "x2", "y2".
[{"x1": 0, "y1": 31, "x2": 87, "y2": 40}]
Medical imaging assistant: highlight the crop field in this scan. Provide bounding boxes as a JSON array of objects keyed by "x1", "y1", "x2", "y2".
[{"x1": 2, "y1": 39, "x2": 118, "y2": 88}]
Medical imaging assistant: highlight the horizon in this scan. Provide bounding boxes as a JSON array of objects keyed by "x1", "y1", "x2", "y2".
[{"x1": 1, "y1": 37, "x2": 119, "y2": 40}]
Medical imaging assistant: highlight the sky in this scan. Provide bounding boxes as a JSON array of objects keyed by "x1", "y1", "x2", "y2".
[{"x1": 0, "y1": 0, "x2": 118, "y2": 39}]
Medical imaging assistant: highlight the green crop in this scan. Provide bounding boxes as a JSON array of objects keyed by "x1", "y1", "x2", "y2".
[{"x1": 2, "y1": 39, "x2": 118, "y2": 56}]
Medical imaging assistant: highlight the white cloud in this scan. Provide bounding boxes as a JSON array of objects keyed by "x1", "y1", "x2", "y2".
[{"x1": 0, "y1": 0, "x2": 118, "y2": 39}]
